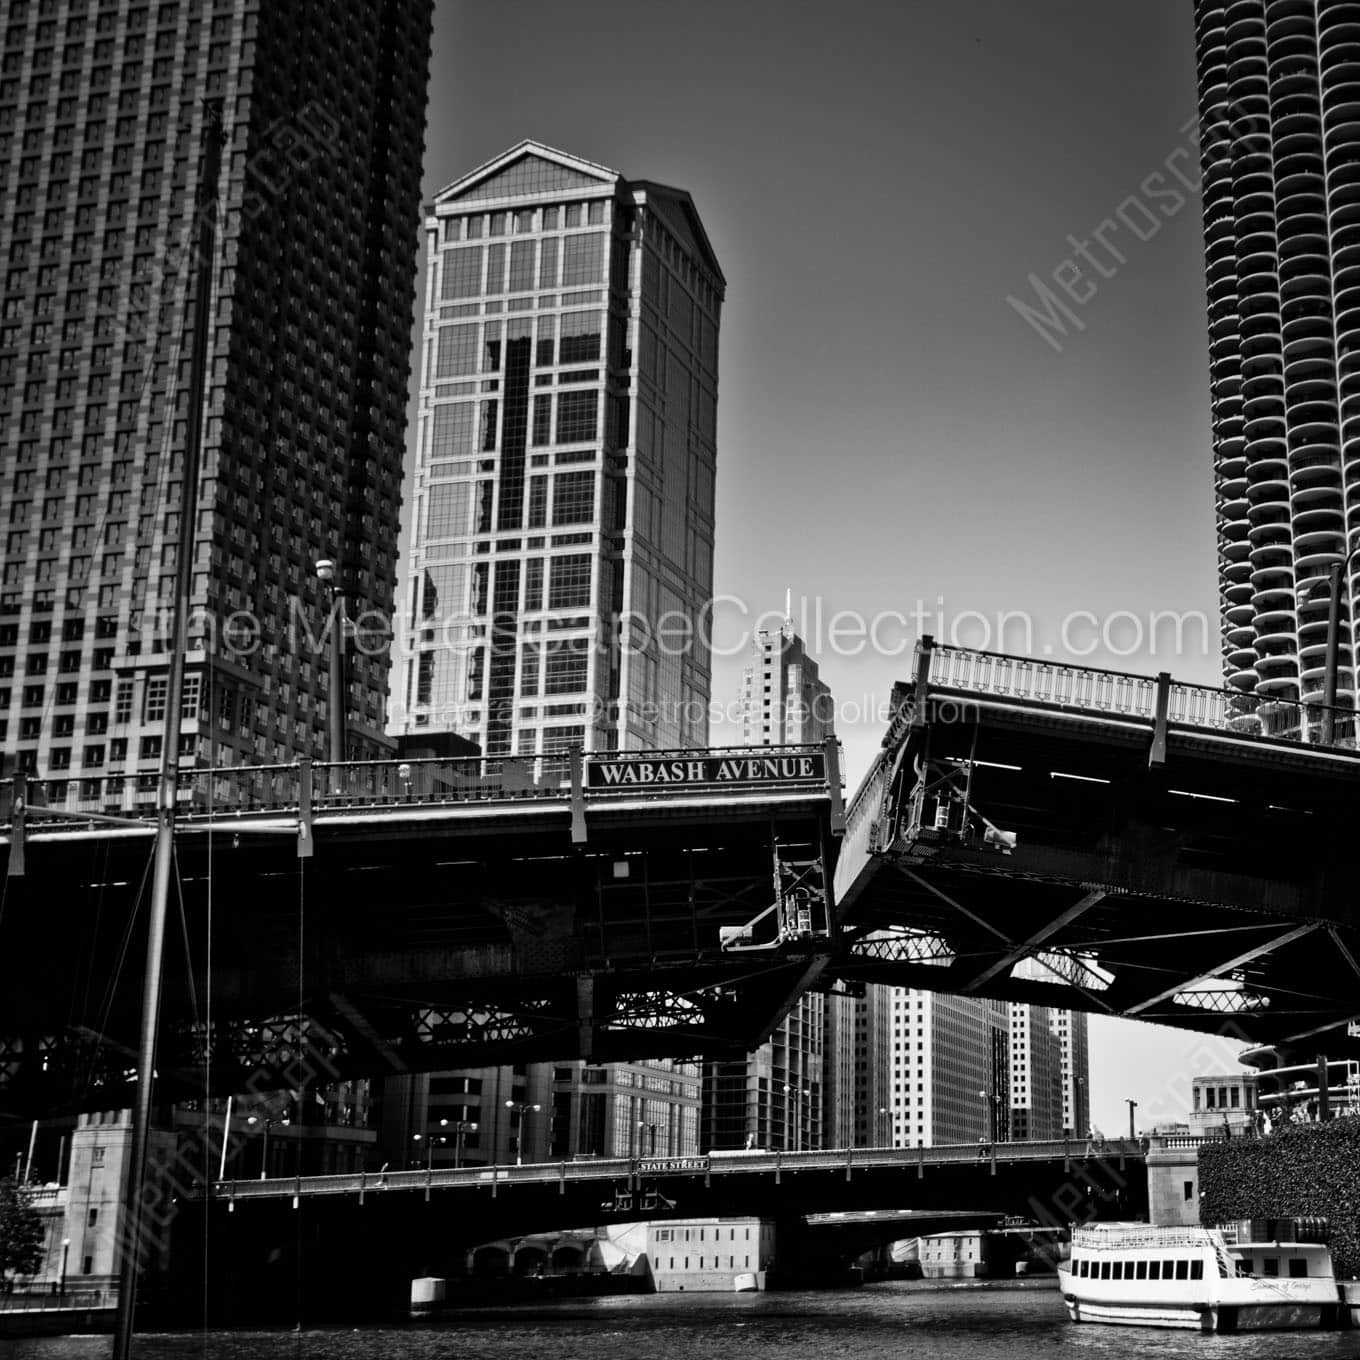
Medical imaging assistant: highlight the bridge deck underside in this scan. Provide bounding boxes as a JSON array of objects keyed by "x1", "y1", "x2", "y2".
[
  {"x1": 0, "y1": 796, "x2": 835, "y2": 1117},
  {"x1": 837, "y1": 692, "x2": 1360, "y2": 1054}
]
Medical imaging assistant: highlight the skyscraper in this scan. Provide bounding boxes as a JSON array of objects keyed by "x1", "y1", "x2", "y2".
[
  {"x1": 388, "y1": 140, "x2": 723, "y2": 1164},
  {"x1": 0, "y1": 0, "x2": 433, "y2": 789},
  {"x1": 1194, "y1": 0, "x2": 1360, "y2": 704},
  {"x1": 396, "y1": 139, "x2": 724, "y2": 755},
  {"x1": 701, "y1": 616, "x2": 842, "y2": 1150}
]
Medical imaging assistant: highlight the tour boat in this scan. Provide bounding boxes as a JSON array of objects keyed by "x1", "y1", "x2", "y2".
[{"x1": 1058, "y1": 1221, "x2": 1344, "y2": 1332}]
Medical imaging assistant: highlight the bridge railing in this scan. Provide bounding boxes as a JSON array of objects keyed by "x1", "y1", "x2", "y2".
[
  {"x1": 209, "y1": 1138, "x2": 1146, "y2": 1202},
  {"x1": 920, "y1": 642, "x2": 1359, "y2": 753},
  {"x1": 0, "y1": 744, "x2": 834, "y2": 833}
]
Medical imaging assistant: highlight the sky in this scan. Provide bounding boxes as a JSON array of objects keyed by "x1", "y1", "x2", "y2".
[{"x1": 413, "y1": 0, "x2": 1249, "y2": 1134}]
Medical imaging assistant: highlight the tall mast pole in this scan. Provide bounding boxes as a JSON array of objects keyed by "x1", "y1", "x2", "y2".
[{"x1": 112, "y1": 100, "x2": 224, "y2": 1360}]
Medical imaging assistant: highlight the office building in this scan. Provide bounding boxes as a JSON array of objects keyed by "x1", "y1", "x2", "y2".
[
  {"x1": 0, "y1": 0, "x2": 433, "y2": 789},
  {"x1": 1054, "y1": 1006, "x2": 1090, "y2": 1138},
  {"x1": 888, "y1": 988, "x2": 1008, "y2": 1146},
  {"x1": 1007, "y1": 1003, "x2": 1063, "y2": 1141},
  {"x1": 388, "y1": 140, "x2": 723, "y2": 1162},
  {"x1": 701, "y1": 617, "x2": 841, "y2": 1150},
  {"x1": 1193, "y1": 1, "x2": 1360, "y2": 704},
  {"x1": 395, "y1": 138, "x2": 724, "y2": 753},
  {"x1": 852, "y1": 981, "x2": 892, "y2": 1146}
]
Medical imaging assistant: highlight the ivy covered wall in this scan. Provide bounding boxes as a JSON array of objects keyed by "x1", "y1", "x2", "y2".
[{"x1": 1198, "y1": 1116, "x2": 1360, "y2": 1280}]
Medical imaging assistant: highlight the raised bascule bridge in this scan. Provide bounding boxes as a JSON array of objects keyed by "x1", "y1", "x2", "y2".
[
  {"x1": 1, "y1": 636, "x2": 1359, "y2": 1117},
  {"x1": 835, "y1": 637, "x2": 1360, "y2": 1066}
]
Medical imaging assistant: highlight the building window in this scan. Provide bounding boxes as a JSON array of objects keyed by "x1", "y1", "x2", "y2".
[
  {"x1": 547, "y1": 554, "x2": 591, "y2": 609},
  {"x1": 551, "y1": 471, "x2": 595, "y2": 525},
  {"x1": 544, "y1": 642, "x2": 588, "y2": 696},
  {"x1": 554, "y1": 391, "x2": 597, "y2": 445},
  {"x1": 143, "y1": 676, "x2": 166, "y2": 723}
]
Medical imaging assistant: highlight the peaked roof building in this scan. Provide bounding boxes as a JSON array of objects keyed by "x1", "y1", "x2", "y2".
[
  {"x1": 396, "y1": 140, "x2": 724, "y2": 758},
  {"x1": 383, "y1": 141, "x2": 724, "y2": 1166}
]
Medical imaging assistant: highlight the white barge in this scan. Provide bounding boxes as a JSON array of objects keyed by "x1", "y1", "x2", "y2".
[{"x1": 1059, "y1": 1221, "x2": 1344, "y2": 1332}]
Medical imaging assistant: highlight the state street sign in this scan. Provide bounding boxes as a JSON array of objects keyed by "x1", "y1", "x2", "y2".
[
  {"x1": 635, "y1": 1155, "x2": 711, "y2": 1175},
  {"x1": 586, "y1": 752, "x2": 826, "y2": 790}
]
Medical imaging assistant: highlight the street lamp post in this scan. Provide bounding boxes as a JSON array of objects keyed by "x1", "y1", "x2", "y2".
[
  {"x1": 247, "y1": 1113, "x2": 288, "y2": 1179},
  {"x1": 1126, "y1": 1099, "x2": 1139, "y2": 1140},
  {"x1": 504, "y1": 1100, "x2": 541, "y2": 1166},
  {"x1": 60, "y1": 1237, "x2": 70, "y2": 1301},
  {"x1": 978, "y1": 1090, "x2": 1001, "y2": 1142},
  {"x1": 783, "y1": 1085, "x2": 810, "y2": 1152},
  {"x1": 314, "y1": 558, "x2": 347, "y2": 769},
  {"x1": 447, "y1": 1119, "x2": 478, "y2": 1168}
]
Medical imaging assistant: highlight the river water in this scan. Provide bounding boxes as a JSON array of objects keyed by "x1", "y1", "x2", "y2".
[{"x1": 4, "y1": 1285, "x2": 1360, "y2": 1360}]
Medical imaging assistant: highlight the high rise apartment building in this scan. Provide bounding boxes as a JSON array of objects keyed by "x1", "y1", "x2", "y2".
[
  {"x1": 701, "y1": 618, "x2": 846, "y2": 1151},
  {"x1": 0, "y1": 0, "x2": 432, "y2": 791},
  {"x1": 1193, "y1": 0, "x2": 1360, "y2": 703},
  {"x1": 396, "y1": 139, "x2": 724, "y2": 755}
]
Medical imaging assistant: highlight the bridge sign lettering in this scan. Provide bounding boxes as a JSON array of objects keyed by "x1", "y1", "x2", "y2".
[
  {"x1": 635, "y1": 1155, "x2": 710, "y2": 1175},
  {"x1": 588, "y1": 755, "x2": 824, "y2": 790}
]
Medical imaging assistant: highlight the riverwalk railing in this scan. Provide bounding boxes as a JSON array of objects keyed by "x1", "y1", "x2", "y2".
[{"x1": 209, "y1": 1136, "x2": 1146, "y2": 1203}]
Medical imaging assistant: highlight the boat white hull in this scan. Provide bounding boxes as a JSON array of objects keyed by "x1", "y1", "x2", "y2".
[{"x1": 1058, "y1": 1269, "x2": 1337, "y2": 1333}]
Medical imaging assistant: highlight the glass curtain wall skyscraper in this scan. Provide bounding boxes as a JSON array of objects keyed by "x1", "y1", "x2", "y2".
[
  {"x1": 0, "y1": 0, "x2": 432, "y2": 791},
  {"x1": 397, "y1": 139, "x2": 723, "y2": 756},
  {"x1": 1193, "y1": 0, "x2": 1360, "y2": 706},
  {"x1": 390, "y1": 141, "x2": 723, "y2": 1163}
]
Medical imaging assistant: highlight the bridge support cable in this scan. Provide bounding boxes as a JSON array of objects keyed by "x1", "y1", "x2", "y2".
[
  {"x1": 962, "y1": 889, "x2": 1106, "y2": 993},
  {"x1": 1123, "y1": 922, "x2": 1319, "y2": 1016}
]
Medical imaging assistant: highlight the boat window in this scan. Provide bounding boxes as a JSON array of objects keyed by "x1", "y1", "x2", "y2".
[
  {"x1": 1289, "y1": 1259, "x2": 1307, "y2": 1279},
  {"x1": 1100, "y1": 1261, "x2": 1111, "y2": 1280},
  {"x1": 1263, "y1": 1258, "x2": 1279, "y2": 1277},
  {"x1": 1162, "y1": 1259, "x2": 1174, "y2": 1278},
  {"x1": 1175, "y1": 1260, "x2": 1189, "y2": 1280},
  {"x1": 1148, "y1": 1260, "x2": 1160, "y2": 1279},
  {"x1": 1190, "y1": 1260, "x2": 1203, "y2": 1280},
  {"x1": 1135, "y1": 1261, "x2": 1147, "y2": 1279}
]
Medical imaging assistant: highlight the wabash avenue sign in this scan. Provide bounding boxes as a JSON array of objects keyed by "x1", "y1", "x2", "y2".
[{"x1": 586, "y1": 751, "x2": 826, "y2": 790}]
